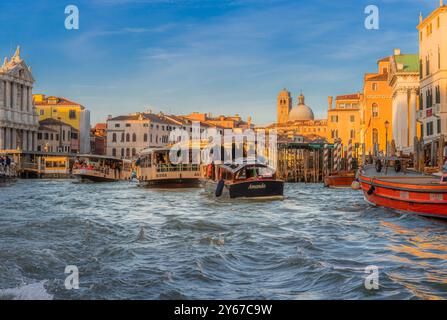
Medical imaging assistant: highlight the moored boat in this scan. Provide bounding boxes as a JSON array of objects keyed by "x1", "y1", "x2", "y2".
[
  {"x1": 202, "y1": 162, "x2": 284, "y2": 200},
  {"x1": 135, "y1": 147, "x2": 201, "y2": 188},
  {"x1": 324, "y1": 171, "x2": 356, "y2": 188},
  {"x1": 359, "y1": 163, "x2": 447, "y2": 218}
]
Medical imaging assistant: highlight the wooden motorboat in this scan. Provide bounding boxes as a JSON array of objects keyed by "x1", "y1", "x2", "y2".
[
  {"x1": 202, "y1": 162, "x2": 284, "y2": 200},
  {"x1": 135, "y1": 148, "x2": 201, "y2": 188},
  {"x1": 359, "y1": 163, "x2": 447, "y2": 218},
  {"x1": 324, "y1": 171, "x2": 356, "y2": 188}
]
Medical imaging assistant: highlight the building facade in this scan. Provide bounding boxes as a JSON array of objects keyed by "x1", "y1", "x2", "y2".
[
  {"x1": 33, "y1": 94, "x2": 91, "y2": 154},
  {"x1": 327, "y1": 93, "x2": 362, "y2": 146},
  {"x1": 0, "y1": 47, "x2": 39, "y2": 151},
  {"x1": 361, "y1": 56, "x2": 393, "y2": 155},
  {"x1": 90, "y1": 123, "x2": 107, "y2": 155},
  {"x1": 37, "y1": 118, "x2": 73, "y2": 153},
  {"x1": 106, "y1": 112, "x2": 172, "y2": 159},
  {"x1": 417, "y1": 2, "x2": 447, "y2": 165},
  {"x1": 387, "y1": 49, "x2": 420, "y2": 154}
]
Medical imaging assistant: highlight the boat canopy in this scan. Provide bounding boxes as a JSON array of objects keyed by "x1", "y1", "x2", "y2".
[{"x1": 218, "y1": 162, "x2": 273, "y2": 174}]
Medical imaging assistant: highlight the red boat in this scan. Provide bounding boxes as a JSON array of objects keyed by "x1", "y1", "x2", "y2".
[
  {"x1": 324, "y1": 172, "x2": 356, "y2": 188},
  {"x1": 359, "y1": 164, "x2": 447, "y2": 218}
]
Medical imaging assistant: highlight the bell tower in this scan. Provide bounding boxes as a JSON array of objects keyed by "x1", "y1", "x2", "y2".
[{"x1": 277, "y1": 89, "x2": 292, "y2": 124}]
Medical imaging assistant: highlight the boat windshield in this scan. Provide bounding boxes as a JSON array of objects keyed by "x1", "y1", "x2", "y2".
[{"x1": 235, "y1": 165, "x2": 275, "y2": 180}]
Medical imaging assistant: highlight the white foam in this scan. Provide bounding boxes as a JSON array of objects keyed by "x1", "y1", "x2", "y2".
[{"x1": 0, "y1": 280, "x2": 53, "y2": 300}]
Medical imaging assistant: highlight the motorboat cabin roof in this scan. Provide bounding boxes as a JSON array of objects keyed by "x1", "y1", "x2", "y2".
[{"x1": 218, "y1": 162, "x2": 274, "y2": 174}]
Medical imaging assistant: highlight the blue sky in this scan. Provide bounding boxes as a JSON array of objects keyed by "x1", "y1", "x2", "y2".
[{"x1": 0, "y1": 0, "x2": 440, "y2": 125}]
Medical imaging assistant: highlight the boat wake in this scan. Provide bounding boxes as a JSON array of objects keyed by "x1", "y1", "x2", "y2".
[{"x1": 0, "y1": 280, "x2": 53, "y2": 300}]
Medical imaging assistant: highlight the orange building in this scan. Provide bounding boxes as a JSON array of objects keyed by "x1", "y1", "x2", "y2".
[
  {"x1": 361, "y1": 57, "x2": 393, "y2": 155},
  {"x1": 327, "y1": 93, "x2": 362, "y2": 147}
]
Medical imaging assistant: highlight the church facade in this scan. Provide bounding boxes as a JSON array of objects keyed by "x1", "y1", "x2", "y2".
[
  {"x1": 0, "y1": 47, "x2": 39, "y2": 151},
  {"x1": 271, "y1": 90, "x2": 327, "y2": 142}
]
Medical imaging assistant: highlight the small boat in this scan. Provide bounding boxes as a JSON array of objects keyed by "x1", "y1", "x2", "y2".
[
  {"x1": 202, "y1": 162, "x2": 284, "y2": 200},
  {"x1": 359, "y1": 162, "x2": 447, "y2": 218},
  {"x1": 72, "y1": 155, "x2": 131, "y2": 182},
  {"x1": 324, "y1": 171, "x2": 356, "y2": 188},
  {"x1": 135, "y1": 147, "x2": 201, "y2": 188}
]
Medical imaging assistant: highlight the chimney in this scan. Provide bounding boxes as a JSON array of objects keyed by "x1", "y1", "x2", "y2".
[
  {"x1": 441, "y1": 0, "x2": 444, "y2": 7},
  {"x1": 419, "y1": 12, "x2": 423, "y2": 24},
  {"x1": 107, "y1": 115, "x2": 112, "y2": 120},
  {"x1": 328, "y1": 96, "x2": 333, "y2": 110},
  {"x1": 247, "y1": 116, "x2": 252, "y2": 128},
  {"x1": 394, "y1": 48, "x2": 401, "y2": 56}
]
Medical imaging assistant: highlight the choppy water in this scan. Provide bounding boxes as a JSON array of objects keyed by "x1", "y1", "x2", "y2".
[{"x1": 1, "y1": 180, "x2": 447, "y2": 300}]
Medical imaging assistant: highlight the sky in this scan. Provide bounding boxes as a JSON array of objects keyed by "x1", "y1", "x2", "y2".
[{"x1": 0, "y1": 0, "x2": 441, "y2": 125}]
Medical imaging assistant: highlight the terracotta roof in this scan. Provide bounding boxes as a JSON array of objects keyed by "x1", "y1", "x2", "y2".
[
  {"x1": 336, "y1": 93, "x2": 362, "y2": 100},
  {"x1": 366, "y1": 73, "x2": 388, "y2": 81},
  {"x1": 39, "y1": 118, "x2": 72, "y2": 127},
  {"x1": 34, "y1": 96, "x2": 83, "y2": 108},
  {"x1": 94, "y1": 123, "x2": 107, "y2": 130}
]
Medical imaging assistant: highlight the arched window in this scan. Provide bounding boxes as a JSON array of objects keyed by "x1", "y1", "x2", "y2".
[
  {"x1": 144, "y1": 133, "x2": 148, "y2": 142},
  {"x1": 372, "y1": 83, "x2": 378, "y2": 91},
  {"x1": 112, "y1": 133, "x2": 117, "y2": 142},
  {"x1": 372, "y1": 103, "x2": 379, "y2": 118},
  {"x1": 132, "y1": 133, "x2": 137, "y2": 142},
  {"x1": 126, "y1": 148, "x2": 130, "y2": 158},
  {"x1": 126, "y1": 133, "x2": 130, "y2": 142},
  {"x1": 132, "y1": 148, "x2": 136, "y2": 157},
  {"x1": 112, "y1": 148, "x2": 116, "y2": 157},
  {"x1": 121, "y1": 148, "x2": 124, "y2": 157}
]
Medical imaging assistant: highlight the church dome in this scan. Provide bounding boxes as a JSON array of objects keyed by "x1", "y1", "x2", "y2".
[{"x1": 288, "y1": 94, "x2": 314, "y2": 121}]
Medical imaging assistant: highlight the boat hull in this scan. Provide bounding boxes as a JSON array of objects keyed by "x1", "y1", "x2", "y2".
[
  {"x1": 324, "y1": 173, "x2": 356, "y2": 188},
  {"x1": 205, "y1": 179, "x2": 284, "y2": 200},
  {"x1": 74, "y1": 174, "x2": 118, "y2": 183},
  {"x1": 139, "y1": 178, "x2": 202, "y2": 188},
  {"x1": 359, "y1": 174, "x2": 447, "y2": 218}
]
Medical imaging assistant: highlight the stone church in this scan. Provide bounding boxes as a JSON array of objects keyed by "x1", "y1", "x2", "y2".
[{"x1": 0, "y1": 46, "x2": 39, "y2": 151}]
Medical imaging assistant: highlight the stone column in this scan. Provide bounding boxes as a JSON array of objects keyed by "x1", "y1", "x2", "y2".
[
  {"x1": 28, "y1": 131, "x2": 33, "y2": 152},
  {"x1": 22, "y1": 130, "x2": 28, "y2": 151},
  {"x1": 395, "y1": 89, "x2": 408, "y2": 150},
  {"x1": 0, "y1": 127, "x2": 4, "y2": 150},
  {"x1": 5, "y1": 81, "x2": 11, "y2": 109},
  {"x1": 11, "y1": 129, "x2": 17, "y2": 150},
  {"x1": 33, "y1": 132, "x2": 37, "y2": 152},
  {"x1": 409, "y1": 88, "x2": 417, "y2": 149},
  {"x1": 5, "y1": 128, "x2": 11, "y2": 150},
  {"x1": 392, "y1": 92, "x2": 399, "y2": 148}
]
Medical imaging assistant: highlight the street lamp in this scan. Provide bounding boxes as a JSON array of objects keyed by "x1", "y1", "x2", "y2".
[{"x1": 385, "y1": 120, "x2": 390, "y2": 158}]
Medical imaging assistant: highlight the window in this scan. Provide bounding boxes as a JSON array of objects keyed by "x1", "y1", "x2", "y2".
[
  {"x1": 350, "y1": 129, "x2": 355, "y2": 139},
  {"x1": 126, "y1": 148, "x2": 130, "y2": 158},
  {"x1": 382, "y1": 68, "x2": 388, "y2": 74},
  {"x1": 331, "y1": 130, "x2": 338, "y2": 139},
  {"x1": 427, "y1": 121, "x2": 434, "y2": 136},
  {"x1": 121, "y1": 133, "x2": 124, "y2": 142},
  {"x1": 350, "y1": 115, "x2": 355, "y2": 122},
  {"x1": 44, "y1": 133, "x2": 49, "y2": 140},
  {"x1": 38, "y1": 133, "x2": 42, "y2": 140},
  {"x1": 112, "y1": 148, "x2": 116, "y2": 157},
  {"x1": 436, "y1": 86, "x2": 441, "y2": 104},
  {"x1": 69, "y1": 110, "x2": 76, "y2": 119},
  {"x1": 121, "y1": 148, "x2": 124, "y2": 157},
  {"x1": 372, "y1": 129, "x2": 379, "y2": 146},
  {"x1": 40, "y1": 109, "x2": 44, "y2": 116},
  {"x1": 372, "y1": 83, "x2": 378, "y2": 91},
  {"x1": 143, "y1": 123, "x2": 148, "y2": 127},
  {"x1": 372, "y1": 103, "x2": 379, "y2": 118},
  {"x1": 132, "y1": 148, "x2": 136, "y2": 157},
  {"x1": 420, "y1": 123, "x2": 424, "y2": 138},
  {"x1": 437, "y1": 119, "x2": 442, "y2": 134},
  {"x1": 144, "y1": 133, "x2": 148, "y2": 142},
  {"x1": 112, "y1": 133, "x2": 117, "y2": 142},
  {"x1": 331, "y1": 115, "x2": 338, "y2": 123},
  {"x1": 132, "y1": 133, "x2": 136, "y2": 142},
  {"x1": 126, "y1": 123, "x2": 131, "y2": 127},
  {"x1": 115, "y1": 123, "x2": 120, "y2": 128},
  {"x1": 56, "y1": 134, "x2": 59, "y2": 141},
  {"x1": 126, "y1": 133, "x2": 130, "y2": 142},
  {"x1": 62, "y1": 130, "x2": 66, "y2": 141}
]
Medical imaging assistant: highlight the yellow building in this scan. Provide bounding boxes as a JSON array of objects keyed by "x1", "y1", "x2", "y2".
[
  {"x1": 361, "y1": 57, "x2": 393, "y2": 155},
  {"x1": 327, "y1": 93, "x2": 362, "y2": 147},
  {"x1": 33, "y1": 94, "x2": 91, "y2": 153}
]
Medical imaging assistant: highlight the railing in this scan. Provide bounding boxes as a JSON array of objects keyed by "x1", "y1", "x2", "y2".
[
  {"x1": 0, "y1": 165, "x2": 17, "y2": 177},
  {"x1": 156, "y1": 164, "x2": 200, "y2": 173}
]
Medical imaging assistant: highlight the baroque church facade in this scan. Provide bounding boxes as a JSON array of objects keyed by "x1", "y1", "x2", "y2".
[{"x1": 0, "y1": 47, "x2": 39, "y2": 151}]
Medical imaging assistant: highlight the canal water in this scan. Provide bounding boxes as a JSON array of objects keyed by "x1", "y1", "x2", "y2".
[{"x1": 1, "y1": 180, "x2": 446, "y2": 300}]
